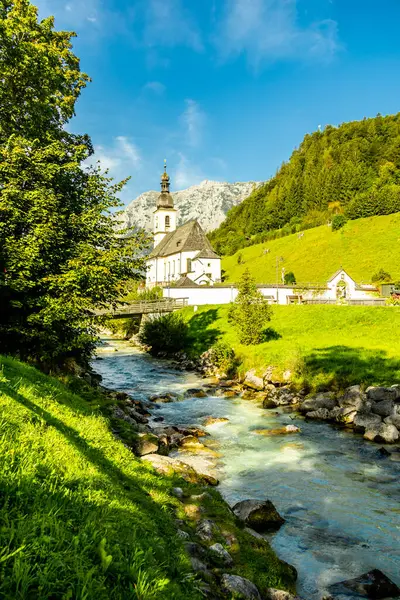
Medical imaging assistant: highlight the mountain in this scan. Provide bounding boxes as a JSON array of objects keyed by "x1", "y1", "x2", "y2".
[
  {"x1": 209, "y1": 113, "x2": 400, "y2": 256},
  {"x1": 119, "y1": 180, "x2": 262, "y2": 233}
]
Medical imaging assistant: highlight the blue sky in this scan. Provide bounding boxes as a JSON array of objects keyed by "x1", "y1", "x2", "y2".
[{"x1": 35, "y1": 0, "x2": 400, "y2": 205}]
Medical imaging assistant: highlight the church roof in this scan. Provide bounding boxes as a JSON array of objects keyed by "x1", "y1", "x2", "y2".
[
  {"x1": 193, "y1": 248, "x2": 220, "y2": 260},
  {"x1": 149, "y1": 220, "x2": 219, "y2": 258},
  {"x1": 174, "y1": 276, "x2": 199, "y2": 287}
]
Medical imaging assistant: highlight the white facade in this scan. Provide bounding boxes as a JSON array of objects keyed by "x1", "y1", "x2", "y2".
[
  {"x1": 153, "y1": 207, "x2": 177, "y2": 247},
  {"x1": 163, "y1": 269, "x2": 381, "y2": 306},
  {"x1": 147, "y1": 252, "x2": 221, "y2": 286}
]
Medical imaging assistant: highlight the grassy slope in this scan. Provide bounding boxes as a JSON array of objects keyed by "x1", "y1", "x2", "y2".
[
  {"x1": 183, "y1": 305, "x2": 400, "y2": 389},
  {"x1": 0, "y1": 356, "x2": 295, "y2": 599},
  {"x1": 222, "y1": 213, "x2": 400, "y2": 284}
]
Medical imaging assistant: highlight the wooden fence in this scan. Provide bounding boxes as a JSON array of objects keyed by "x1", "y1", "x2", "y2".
[{"x1": 94, "y1": 298, "x2": 188, "y2": 319}]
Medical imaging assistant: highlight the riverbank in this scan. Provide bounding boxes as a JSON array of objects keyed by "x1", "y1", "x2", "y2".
[
  {"x1": 93, "y1": 341, "x2": 400, "y2": 599},
  {"x1": 0, "y1": 353, "x2": 296, "y2": 599},
  {"x1": 179, "y1": 304, "x2": 400, "y2": 389}
]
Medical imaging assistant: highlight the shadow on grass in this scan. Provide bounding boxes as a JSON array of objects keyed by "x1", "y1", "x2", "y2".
[
  {"x1": 302, "y1": 345, "x2": 400, "y2": 389},
  {"x1": 186, "y1": 309, "x2": 221, "y2": 354},
  {"x1": 261, "y1": 327, "x2": 282, "y2": 342}
]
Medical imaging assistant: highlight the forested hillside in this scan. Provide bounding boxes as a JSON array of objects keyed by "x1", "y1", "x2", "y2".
[{"x1": 210, "y1": 113, "x2": 400, "y2": 255}]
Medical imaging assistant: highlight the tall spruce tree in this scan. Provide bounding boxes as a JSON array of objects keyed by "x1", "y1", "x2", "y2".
[{"x1": 0, "y1": 0, "x2": 149, "y2": 368}]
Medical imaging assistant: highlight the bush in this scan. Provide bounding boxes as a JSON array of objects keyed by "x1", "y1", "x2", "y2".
[
  {"x1": 228, "y1": 269, "x2": 273, "y2": 345},
  {"x1": 284, "y1": 271, "x2": 296, "y2": 285},
  {"x1": 139, "y1": 312, "x2": 189, "y2": 356},
  {"x1": 332, "y1": 215, "x2": 347, "y2": 231},
  {"x1": 208, "y1": 341, "x2": 237, "y2": 376},
  {"x1": 371, "y1": 269, "x2": 392, "y2": 284}
]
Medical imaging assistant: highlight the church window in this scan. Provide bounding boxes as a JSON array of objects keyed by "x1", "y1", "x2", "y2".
[
  {"x1": 165, "y1": 215, "x2": 170, "y2": 229},
  {"x1": 187, "y1": 258, "x2": 192, "y2": 273},
  {"x1": 155, "y1": 217, "x2": 159, "y2": 230}
]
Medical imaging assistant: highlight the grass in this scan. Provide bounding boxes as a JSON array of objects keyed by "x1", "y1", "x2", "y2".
[
  {"x1": 0, "y1": 356, "x2": 295, "y2": 599},
  {"x1": 222, "y1": 213, "x2": 400, "y2": 284},
  {"x1": 181, "y1": 305, "x2": 400, "y2": 390}
]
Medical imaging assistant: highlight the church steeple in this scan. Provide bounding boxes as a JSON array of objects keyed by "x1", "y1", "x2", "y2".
[
  {"x1": 157, "y1": 160, "x2": 174, "y2": 209},
  {"x1": 153, "y1": 160, "x2": 177, "y2": 247}
]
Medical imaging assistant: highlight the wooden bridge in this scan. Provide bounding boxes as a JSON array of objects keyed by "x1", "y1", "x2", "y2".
[{"x1": 94, "y1": 298, "x2": 188, "y2": 319}]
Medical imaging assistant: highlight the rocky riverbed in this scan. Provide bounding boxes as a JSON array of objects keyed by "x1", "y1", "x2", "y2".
[{"x1": 93, "y1": 339, "x2": 400, "y2": 600}]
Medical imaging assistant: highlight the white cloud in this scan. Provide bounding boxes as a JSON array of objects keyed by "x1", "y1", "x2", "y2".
[
  {"x1": 86, "y1": 136, "x2": 141, "y2": 175},
  {"x1": 181, "y1": 100, "x2": 205, "y2": 148},
  {"x1": 115, "y1": 136, "x2": 142, "y2": 169},
  {"x1": 174, "y1": 154, "x2": 204, "y2": 189},
  {"x1": 35, "y1": 0, "x2": 100, "y2": 28},
  {"x1": 217, "y1": 0, "x2": 340, "y2": 65},
  {"x1": 144, "y1": 0, "x2": 203, "y2": 51},
  {"x1": 143, "y1": 81, "x2": 166, "y2": 95}
]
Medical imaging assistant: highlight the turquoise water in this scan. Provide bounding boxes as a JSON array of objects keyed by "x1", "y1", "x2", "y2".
[{"x1": 94, "y1": 339, "x2": 400, "y2": 599}]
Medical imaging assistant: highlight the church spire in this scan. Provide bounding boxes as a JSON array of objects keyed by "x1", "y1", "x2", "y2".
[{"x1": 157, "y1": 159, "x2": 174, "y2": 208}]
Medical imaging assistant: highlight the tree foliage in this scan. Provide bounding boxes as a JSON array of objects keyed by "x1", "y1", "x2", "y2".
[
  {"x1": 228, "y1": 269, "x2": 272, "y2": 345},
  {"x1": 209, "y1": 113, "x2": 400, "y2": 255},
  {"x1": 0, "y1": 1, "x2": 149, "y2": 368}
]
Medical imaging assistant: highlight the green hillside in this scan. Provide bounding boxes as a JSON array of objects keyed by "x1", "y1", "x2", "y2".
[
  {"x1": 210, "y1": 112, "x2": 400, "y2": 256},
  {"x1": 222, "y1": 213, "x2": 400, "y2": 284}
]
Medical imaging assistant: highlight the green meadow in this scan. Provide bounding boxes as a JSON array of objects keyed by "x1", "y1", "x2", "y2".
[
  {"x1": 222, "y1": 213, "x2": 400, "y2": 284},
  {"x1": 182, "y1": 304, "x2": 400, "y2": 389}
]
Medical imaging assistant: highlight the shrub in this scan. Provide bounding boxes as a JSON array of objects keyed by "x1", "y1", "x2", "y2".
[
  {"x1": 371, "y1": 269, "x2": 392, "y2": 284},
  {"x1": 208, "y1": 341, "x2": 237, "y2": 375},
  {"x1": 138, "y1": 312, "x2": 188, "y2": 356},
  {"x1": 229, "y1": 269, "x2": 273, "y2": 345},
  {"x1": 332, "y1": 215, "x2": 347, "y2": 231},
  {"x1": 284, "y1": 271, "x2": 296, "y2": 285}
]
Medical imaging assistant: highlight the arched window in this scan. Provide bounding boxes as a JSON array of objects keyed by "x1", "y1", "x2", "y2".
[
  {"x1": 165, "y1": 215, "x2": 170, "y2": 229},
  {"x1": 155, "y1": 216, "x2": 159, "y2": 230}
]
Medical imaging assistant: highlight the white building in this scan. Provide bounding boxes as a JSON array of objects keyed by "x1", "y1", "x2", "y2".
[
  {"x1": 146, "y1": 164, "x2": 222, "y2": 287},
  {"x1": 163, "y1": 268, "x2": 382, "y2": 306}
]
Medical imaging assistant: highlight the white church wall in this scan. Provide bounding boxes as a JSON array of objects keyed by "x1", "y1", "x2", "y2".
[
  {"x1": 188, "y1": 258, "x2": 221, "y2": 284},
  {"x1": 164, "y1": 285, "x2": 296, "y2": 305}
]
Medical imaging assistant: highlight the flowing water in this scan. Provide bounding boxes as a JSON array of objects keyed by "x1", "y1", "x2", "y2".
[{"x1": 94, "y1": 339, "x2": 400, "y2": 599}]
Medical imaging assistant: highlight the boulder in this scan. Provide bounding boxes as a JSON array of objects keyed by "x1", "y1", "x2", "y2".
[
  {"x1": 386, "y1": 404, "x2": 400, "y2": 428},
  {"x1": 244, "y1": 370, "x2": 265, "y2": 391},
  {"x1": 306, "y1": 408, "x2": 331, "y2": 420},
  {"x1": 366, "y1": 386, "x2": 398, "y2": 402},
  {"x1": 136, "y1": 433, "x2": 159, "y2": 456},
  {"x1": 264, "y1": 590, "x2": 300, "y2": 600},
  {"x1": 111, "y1": 406, "x2": 138, "y2": 427},
  {"x1": 300, "y1": 393, "x2": 336, "y2": 413},
  {"x1": 375, "y1": 423, "x2": 399, "y2": 444},
  {"x1": 232, "y1": 499, "x2": 285, "y2": 532},
  {"x1": 327, "y1": 568, "x2": 400, "y2": 599},
  {"x1": 339, "y1": 385, "x2": 369, "y2": 411},
  {"x1": 372, "y1": 399, "x2": 395, "y2": 418},
  {"x1": 221, "y1": 574, "x2": 262, "y2": 600},
  {"x1": 142, "y1": 454, "x2": 218, "y2": 485},
  {"x1": 177, "y1": 529, "x2": 190, "y2": 540},
  {"x1": 364, "y1": 425, "x2": 382, "y2": 442},
  {"x1": 149, "y1": 393, "x2": 177, "y2": 403},
  {"x1": 125, "y1": 407, "x2": 149, "y2": 424},
  {"x1": 263, "y1": 396, "x2": 278, "y2": 409},
  {"x1": 353, "y1": 413, "x2": 382, "y2": 433},
  {"x1": 330, "y1": 406, "x2": 357, "y2": 424},
  {"x1": 196, "y1": 519, "x2": 219, "y2": 541},
  {"x1": 209, "y1": 543, "x2": 234, "y2": 567}
]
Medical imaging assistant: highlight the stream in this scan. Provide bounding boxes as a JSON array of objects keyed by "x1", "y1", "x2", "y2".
[{"x1": 93, "y1": 339, "x2": 400, "y2": 600}]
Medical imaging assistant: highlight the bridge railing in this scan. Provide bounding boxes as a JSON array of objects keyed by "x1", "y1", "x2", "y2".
[{"x1": 94, "y1": 297, "x2": 188, "y2": 318}]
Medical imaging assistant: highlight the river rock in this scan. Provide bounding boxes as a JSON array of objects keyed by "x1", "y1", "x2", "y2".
[
  {"x1": 244, "y1": 370, "x2": 265, "y2": 391},
  {"x1": 264, "y1": 590, "x2": 300, "y2": 600},
  {"x1": 327, "y1": 568, "x2": 400, "y2": 599},
  {"x1": 221, "y1": 574, "x2": 262, "y2": 600},
  {"x1": 111, "y1": 406, "x2": 138, "y2": 427},
  {"x1": 353, "y1": 413, "x2": 382, "y2": 433},
  {"x1": 306, "y1": 408, "x2": 331, "y2": 420},
  {"x1": 331, "y1": 406, "x2": 357, "y2": 424},
  {"x1": 339, "y1": 385, "x2": 371, "y2": 412},
  {"x1": 209, "y1": 543, "x2": 234, "y2": 567},
  {"x1": 253, "y1": 425, "x2": 300, "y2": 436},
  {"x1": 135, "y1": 432, "x2": 159, "y2": 456},
  {"x1": 196, "y1": 519, "x2": 219, "y2": 541},
  {"x1": 371, "y1": 398, "x2": 394, "y2": 418},
  {"x1": 203, "y1": 416, "x2": 229, "y2": 426},
  {"x1": 385, "y1": 404, "x2": 400, "y2": 428},
  {"x1": 232, "y1": 499, "x2": 285, "y2": 532},
  {"x1": 273, "y1": 387, "x2": 297, "y2": 406},
  {"x1": 375, "y1": 423, "x2": 399, "y2": 444},
  {"x1": 366, "y1": 386, "x2": 399, "y2": 402},
  {"x1": 142, "y1": 454, "x2": 218, "y2": 485},
  {"x1": 300, "y1": 392, "x2": 337, "y2": 413},
  {"x1": 186, "y1": 388, "x2": 208, "y2": 398}
]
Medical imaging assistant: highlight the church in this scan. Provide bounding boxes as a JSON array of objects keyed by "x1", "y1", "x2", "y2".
[{"x1": 146, "y1": 163, "x2": 222, "y2": 287}]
